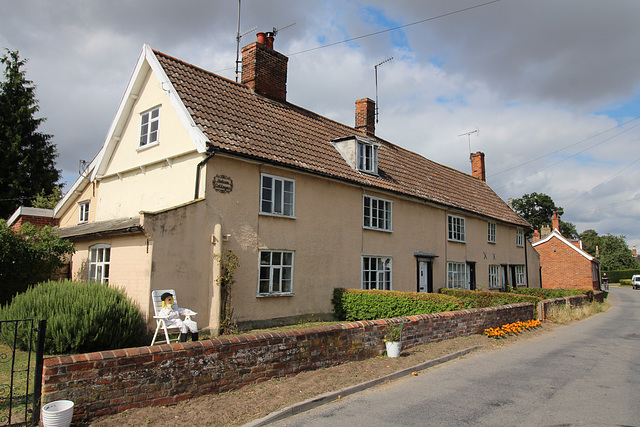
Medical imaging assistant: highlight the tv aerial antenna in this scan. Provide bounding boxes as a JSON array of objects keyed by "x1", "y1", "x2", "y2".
[
  {"x1": 235, "y1": 0, "x2": 257, "y2": 82},
  {"x1": 374, "y1": 57, "x2": 393, "y2": 123},
  {"x1": 269, "y1": 22, "x2": 296, "y2": 38},
  {"x1": 458, "y1": 128, "x2": 479, "y2": 154}
]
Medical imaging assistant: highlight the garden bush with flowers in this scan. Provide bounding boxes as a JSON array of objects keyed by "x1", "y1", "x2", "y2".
[{"x1": 484, "y1": 319, "x2": 542, "y2": 339}]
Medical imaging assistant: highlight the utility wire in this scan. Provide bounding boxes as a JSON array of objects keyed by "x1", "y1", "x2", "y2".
[
  {"x1": 214, "y1": 0, "x2": 502, "y2": 73},
  {"x1": 563, "y1": 154, "x2": 640, "y2": 207},
  {"x1": 489, "y1": 115, "x2": 640, "y2": 178},
  {"x1": 286, "y1": 0, "x2": 502, "y2": 57},
  {"x1": 495, "y1": 121, "x2": 640, "y2": 191}
]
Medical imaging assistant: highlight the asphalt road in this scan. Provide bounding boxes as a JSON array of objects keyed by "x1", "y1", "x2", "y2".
[{"x1": 270, "y1": 287, "x2": 640, "y2": 427}]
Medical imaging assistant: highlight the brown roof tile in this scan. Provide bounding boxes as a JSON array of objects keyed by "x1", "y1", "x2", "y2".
[{"x1": 155, "y1": 51, "x2": 529, "y2": 228}]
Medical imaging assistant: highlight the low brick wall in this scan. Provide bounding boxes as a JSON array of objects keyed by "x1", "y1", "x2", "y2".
[
  {"x1": 537, "y1": 291, "x2": 605, "y2": 321},
  {"x1": 42, "y1": 303, "x2": 534, "y2": 422}
]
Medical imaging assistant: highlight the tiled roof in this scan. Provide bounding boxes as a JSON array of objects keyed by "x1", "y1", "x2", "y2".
[{"x1": 155, "y1": 51, "x2": 529, "y2": 228}]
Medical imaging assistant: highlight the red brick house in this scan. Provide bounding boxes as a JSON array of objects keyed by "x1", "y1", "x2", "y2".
[
  {"x1": 7, "y1": 207, "x2": 58, "y2": 231},
  {"x1": 532, "y1": 212, "x2": 601, "y2": 290}
]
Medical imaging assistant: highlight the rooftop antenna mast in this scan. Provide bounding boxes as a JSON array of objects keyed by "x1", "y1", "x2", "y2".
[
  {"x1": 374, "y1": 57, "x2": 393, "y2": 123},
  {"x1": 458, "y1": 128, "x2": 479, "y2": 155},
  {"x1": 235, "y1": 0, "x2": 257, "y2": 82}
]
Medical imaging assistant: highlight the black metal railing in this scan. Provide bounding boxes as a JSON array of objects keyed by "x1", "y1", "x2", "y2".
[{"x1": 0, "y1": 319, "x2": 45, "y2": 426}]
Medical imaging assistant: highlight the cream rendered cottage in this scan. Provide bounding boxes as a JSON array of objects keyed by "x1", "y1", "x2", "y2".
[{"x1": 54, "y1": 35, "x2": 540, "y2": 333}]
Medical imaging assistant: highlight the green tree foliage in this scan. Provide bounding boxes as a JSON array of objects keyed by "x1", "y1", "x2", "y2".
[
  {"x1": 0, "y1": 220, "x2": 74, "y2": 304},
  {"x1": 578, "y1": 229, "x2": 639, "y2": 270},
  {"x1": 511, "y1": 192, "x2": 577, "y2": 238},
  {"x1": 0, "y1": 49, "x2": 61, "y2": 218},
  {"x1": 31, "y1": 185, "x2": 63, "y2": 209},
  {"x1": 0, "y1": 280, "x2": 145, "y2": 354}
]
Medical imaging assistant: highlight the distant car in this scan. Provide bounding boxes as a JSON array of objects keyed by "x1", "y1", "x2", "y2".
[{"x1": 632, "y1": 275, "x2": 640, "y2": 290}]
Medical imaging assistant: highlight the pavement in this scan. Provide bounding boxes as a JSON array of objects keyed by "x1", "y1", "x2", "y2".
[{"x1": 243, "y1": 345, "x2": 483, "y2": 427}]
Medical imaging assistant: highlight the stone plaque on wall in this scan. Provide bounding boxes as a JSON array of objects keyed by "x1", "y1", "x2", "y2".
[{"x1": 213, "y1": 175, "x2": 233, "y2": 193}]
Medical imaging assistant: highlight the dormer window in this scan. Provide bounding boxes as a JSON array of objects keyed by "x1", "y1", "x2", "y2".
[
  {"x1": 357, "y1": 141, "x2": 378, "y2": 174},
  {"x1": 332, "y1": 136, "x2": 379, "y2": 175}
]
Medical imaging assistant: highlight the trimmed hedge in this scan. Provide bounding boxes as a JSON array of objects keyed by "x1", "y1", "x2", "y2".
[
  {"x1": 511, "y1": 287, "x2": 592, "y2": 299},
  {"x1": 439, "y1": 289, "x2": 541, "y2": 309},
  {"x1": 332, "y1": 288, "x2": 462, "y2": 321},
  {"x1": 0, "y1": 280, "x2": 145, "y2": 354},
  {"x1": 602, "y1": 269, "x2": 640, "y2": 284}
]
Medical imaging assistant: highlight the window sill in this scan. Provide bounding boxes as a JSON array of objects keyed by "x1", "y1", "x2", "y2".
[
  {"x1": 137, "y1": 141, "x2": 159, "y2": 152},
  {"x1": 363, "y1": 226, "x2": 393, "y2": 233},
  {"x1": 256, "y1": 292, "x2": 295, "y2": 298},
  {"x1": 447, "y1": 239, "x2": 466, "y2": 243},
  {"x1": 259, "y1": 212, "x2": 297, "y2": 219}
]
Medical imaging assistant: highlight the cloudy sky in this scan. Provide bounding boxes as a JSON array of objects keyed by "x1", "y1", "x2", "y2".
[{"x1": 2, "y1": 0, "x2": 640, "y2": 248}]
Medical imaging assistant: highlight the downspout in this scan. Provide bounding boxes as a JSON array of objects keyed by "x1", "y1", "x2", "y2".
[{"x1": 194, "y1": 147, "x2": 216, "y2": 200}]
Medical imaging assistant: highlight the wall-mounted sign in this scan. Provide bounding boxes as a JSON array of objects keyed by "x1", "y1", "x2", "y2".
[{"x1": 213, "y1": 175, "x2": 233, "y2": 193}]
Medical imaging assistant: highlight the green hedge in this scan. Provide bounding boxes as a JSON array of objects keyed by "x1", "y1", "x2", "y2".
[
  {"x1": 511, "y1": 287, "x2": 592, "y2": 299},
  {"x1": 332, "y1": 288, "x2": 462, "y2": 321},
  {"x1": 602, "y1": 269, "x2": 640, "y2": 283},
  {"x1": 439, "y1": 289, "x2": 541, "y2": 309},
  {"x1": 0, "y1": 280, "x2": 145, "y2": 354}
]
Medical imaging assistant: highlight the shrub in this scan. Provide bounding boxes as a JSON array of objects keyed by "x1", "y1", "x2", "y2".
[
  {"x1": 0, "y1": 280, "x2": 145, "y2": 354},
  {"x1": 439, "y1": 289, "x2": 541, "y2": 309},
  {"x1": 620, "y1": 279, "x2": 631, "y2": 286},
  {"x1": 511, "y1": 287, "x2": 594, "y2": 300},
  {"x1": 332, "y1": 288, "x2": 462, "y2": 321}
]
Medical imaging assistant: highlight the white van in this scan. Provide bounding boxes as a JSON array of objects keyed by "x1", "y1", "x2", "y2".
[{"x1": 632, "y1": 275, "x2": 640, "y2": 290}]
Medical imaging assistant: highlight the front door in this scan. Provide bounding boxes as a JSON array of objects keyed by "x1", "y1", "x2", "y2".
[
  {"x1": 466, "y1": 262, "x2": 476, "y2": 290},
  {"x1": 418, "y1": 260, "x2": 431, "y2": 293}
]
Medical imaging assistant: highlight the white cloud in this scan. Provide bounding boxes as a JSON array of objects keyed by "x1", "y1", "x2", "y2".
[{"x1": 2, "y1": 0, "x2": 640, "y2": 249}]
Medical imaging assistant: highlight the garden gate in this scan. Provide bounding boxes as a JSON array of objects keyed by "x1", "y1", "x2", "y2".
[{"x1": 0, "y1": 319, "x2": 45, "y2": 426}]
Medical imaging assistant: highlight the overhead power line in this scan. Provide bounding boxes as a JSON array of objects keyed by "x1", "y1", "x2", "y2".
[{"x1": 214, "y1": 0, "x2": 502, "y2": 73}]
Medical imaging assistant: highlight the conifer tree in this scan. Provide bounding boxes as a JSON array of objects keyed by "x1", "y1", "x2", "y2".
[{"x1": 0, "y1": 49, "x2": 61, "y2": 218}]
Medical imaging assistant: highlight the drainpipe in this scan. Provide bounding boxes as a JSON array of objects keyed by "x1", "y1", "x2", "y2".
[{"x1": 194, "y1": 147, "x2": 216, "y2": 200}]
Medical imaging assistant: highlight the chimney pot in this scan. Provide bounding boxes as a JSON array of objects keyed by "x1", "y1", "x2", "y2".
[
  {"x1": 256, "y1": 32, "x2": 267, "y2": 45},
  {"x1": 470, "y1": 152, "x2": 486, "y2": 182},
  {"x1": 355, "y1": 98, "x2": 376, "y2": 136}
]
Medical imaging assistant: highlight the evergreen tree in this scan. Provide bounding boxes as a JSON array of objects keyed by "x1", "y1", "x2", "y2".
[{"x1": 0, "y1": 49, "x2": 60, "y2": 218}]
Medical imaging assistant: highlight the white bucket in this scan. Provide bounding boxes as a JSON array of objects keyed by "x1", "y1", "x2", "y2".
[
  {"x1": 385, "y1": 341, "x2": 401, "y2": 358},
  {"x1": 41, "y1": 400, "x2": 74, "y2": 427}
]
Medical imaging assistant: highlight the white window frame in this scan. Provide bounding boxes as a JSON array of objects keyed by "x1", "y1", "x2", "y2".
[
  {"x1": 89, "y1": 244, "x2": 110, "y2": 283},
  {"x1": 260, "y1": 174, "x2": 295, "y2": 217},
  {"x1": 516, "y1": 229, "x2": 524, "y2": 247},
  {"x1": 258, "y1": 250, "x2": 294, "y2": 295},
  {"x1": 139, "y1": 107, "x2": 160, "y2": 148},
  {"x1": 78, "y1": 201, "x2": 89, "y2": 223},
  {"x1": 363, "y1": 195, "x2": 392, "y2": 231},
  {"x1": 361, "y1": 256, "x2": 392, "y2": 290},
  {"x1": 487, "y1": 222, "x2": 496, "y2": 243},
  {"x1": 447, "y1": 262, "x2": 467, "y2": 289},
  {"x1": 489, "y1": 265, "x2": 500, "y2": 289},
  {"x1": 515, "y1": 265, "x2": 526, "y2": 287},
  {"x1": 357, "y1": 141, "x2": 378, "y2": 174},
  {"x1": 448, "y1": 215, "x2": 466, "y2": 242}
]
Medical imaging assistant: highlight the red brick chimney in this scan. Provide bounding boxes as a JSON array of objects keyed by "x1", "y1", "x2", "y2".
[
  {"x1": 532, "y1": 229, "x2": 541, "y2": 242},
  {"x1": 241, "y1": 32, "x2": 288, "y2": 102},
  {"x1": 552, "y1": 211, "x2": 560, "y2": 231},
  {"x1": 355, "y1": 98, "x2": 375, "y2": 136},
  {"x1": 470, "y1": 152, "x2": 486, "y2": 182}
]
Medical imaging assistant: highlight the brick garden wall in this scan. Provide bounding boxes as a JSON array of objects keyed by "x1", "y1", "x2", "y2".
[
  {"x1": 42, "y1": 303, "x2": 534, "y2": 422},
  {"x1": 537, "y1": 292, "x2": 605, "y2": 321}
]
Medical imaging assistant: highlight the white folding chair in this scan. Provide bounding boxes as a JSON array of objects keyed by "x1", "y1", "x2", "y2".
[{"x1": 150, "y1": 289, "x2": 196, "y2": 345}]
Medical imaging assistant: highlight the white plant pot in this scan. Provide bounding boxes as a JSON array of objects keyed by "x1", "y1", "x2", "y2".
[
  {"x1": 385, "y1": 341, "x2": 401, "y2": 358},
  {"x1": 42, "y1": 400, "x2": 74, "y2": 427}
]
